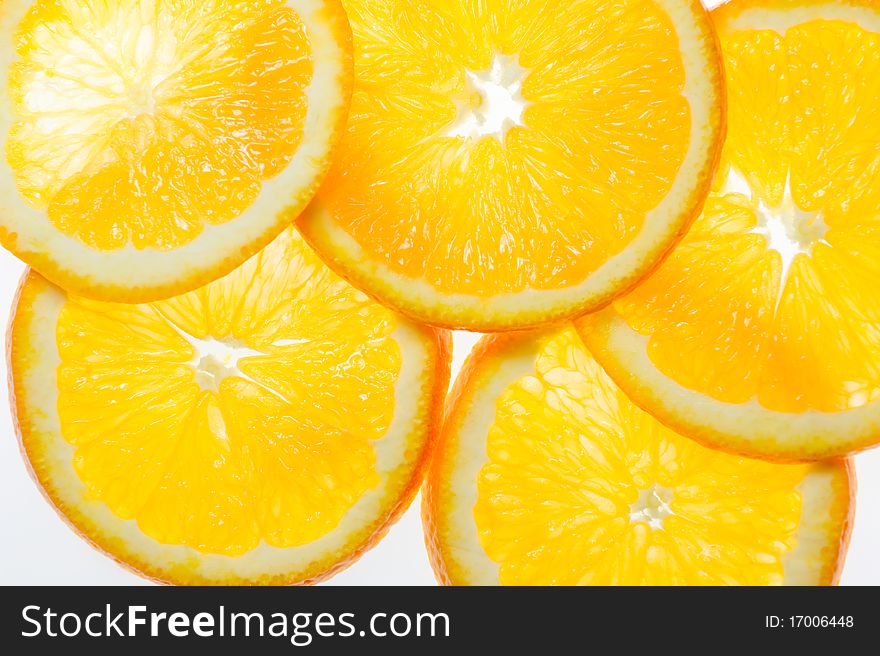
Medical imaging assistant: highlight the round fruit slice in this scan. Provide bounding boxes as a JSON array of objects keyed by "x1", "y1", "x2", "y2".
[
  {"x1": 9, "y1": 226, "x2": 450, "y2": 585},
  {"x1": 578, "y1": 0, "x2": 880, "y2": 461},
  {"x1": 0, "y1": 0, "x2": 352, "y2": 302},
  {"x1": 299, "y1": 0, "x2": 725, "y2": 331},
  {"x1": 424, "y1": 327, "x2": 854, "y2": 585}
]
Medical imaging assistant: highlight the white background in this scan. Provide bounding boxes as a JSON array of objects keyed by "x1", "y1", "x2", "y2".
[
  {"x1": 1, "y1": 243, "x2": 879, "y2": 586},
  {"x1": 2, "y1": 0, "x2": 879, "y2": 585}
]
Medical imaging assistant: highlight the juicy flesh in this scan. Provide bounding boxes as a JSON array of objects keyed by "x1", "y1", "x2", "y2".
[
  {"x1": 7, "y1": 0, "x2": 312, "y2": 250},
  {"x1": 474, "y1": 329, "x2": 809, "y2": 585},
  {"x1": 615, "y1": 19, "x2": 880, "y2": 413},
  {"x1": 322, "y1": 0, "x2": 690, "y2": 296},
  {"x1": 55, "y1": 227, "x2": 401, "y2": 555}
]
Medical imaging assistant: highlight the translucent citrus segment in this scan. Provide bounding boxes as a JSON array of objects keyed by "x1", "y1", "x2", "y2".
[
  {"x1": 424, "y1": 327, "x2": 854, "y2": 586},
  {"x1": 618, "y1": 12, "x2": 880, "y2": 412},
  {"x1": 300, "y1": 0, "x2": 723, "y2": 330},
  {"x1": 9, "y1": 226, "x2": 450, "y2": 584},
  {"x1": 8, "y1": 0, "x2": 310, "y2": 250},
  {"x1": 476, "y1": 329, "x2": 809, "y2": 585},
  {"x1": 0, "y1": 0, "x2": 352, "y2": 302},
  {"x1": 578, "y1": 1, "x2": 880, "y2": 459},
  {"x1": 57, "y1": 235, "x2": 393, "y2": 554},
  {"x1": 615, "y1": 15, "x2": 880, "y2": 412},
  {"x1": 327, "y1": 0, "x2": 688, "y2": 293}
]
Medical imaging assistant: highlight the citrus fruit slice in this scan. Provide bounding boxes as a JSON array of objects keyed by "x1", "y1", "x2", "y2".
[
  {"x1": 424, "y1": 327, "x2": 854, "y2": 585},
  {"x1": 578, "y1": 0, "x2": 880, "y2": 461},
  {"x1": 8, "y1": 226, "x2": 450, "y2": 585},
  {"x1": 0, "y1": 0, "x2": 352, "y2": 302},
  {"x1": 299, "y1": 0, "x2": 725, "y2": 331}
]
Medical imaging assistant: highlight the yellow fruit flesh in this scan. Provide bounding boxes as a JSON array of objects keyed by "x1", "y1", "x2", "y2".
[
  {"x1": 323, "y1": 0, "x2": 689, "y2": 296},
  {"x1": 7, "y1": 0, "x2": 312, "y2": 251},
  {"x1": 55, "y1": 227, "x2": 401, "y2": 555},
  {"x1": 475, "y1": 329, "x2": 809, "y2": 585},
  {"x1": 614, "y1": 19, "x2": 880, "y2": 413}
]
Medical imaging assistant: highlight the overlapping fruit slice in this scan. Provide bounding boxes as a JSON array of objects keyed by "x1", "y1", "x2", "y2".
[
  {"x1": 424, "y1": 327, "x2": 853, "y2": 585},
  {"x1": 300, "y1": 0, "x2": 724, "y2": 330},
  {"x1": 9, "y1": 226, "x2": 450, "y2": 584},
  {"x1": 578, "y1": 0, "x2": 880, "y2": 460},
  {"x1": 0, "y1": 0, "x2": 352, "y2": 302}
]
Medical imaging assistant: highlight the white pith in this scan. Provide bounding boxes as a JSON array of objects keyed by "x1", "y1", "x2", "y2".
[
  {"x1": 431, "y1": 330, "x2": 850, "y2": 586},
  {"x1": 443, "y1": 54, "x2": 528, "y2": 142},
  {"x1": 723, "y1": 2, "x2": 880, "y2": 35},
  {"x1": 588, "y1": 300, "x2": 880, "y2": 458},
  {"x1": 723, "y1": 168, "x2": 830, "y2": 310},
  {"x1": 629, "y1": 484, "x2": 675, "y2": 530},
  {"x1": 156, "y1": 315, "x2": 293, "y2": 402}
]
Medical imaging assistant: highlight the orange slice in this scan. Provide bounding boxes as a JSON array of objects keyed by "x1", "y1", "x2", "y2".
[
  {"x1": 9, "y1": 226, "x2": 450, "y2": 585},
  {"x1": 299, "y1": 0, "x2": 725, "y2": 331},
  {"x1": 424, "y1": 327, "x2": 854, "y2": 585},
  {"x1": 579, "y1": 0, "x2": 880, "y2": 460},
  {"x1": 0, "y1": 0, "x2": 351, "y2": 302}
]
